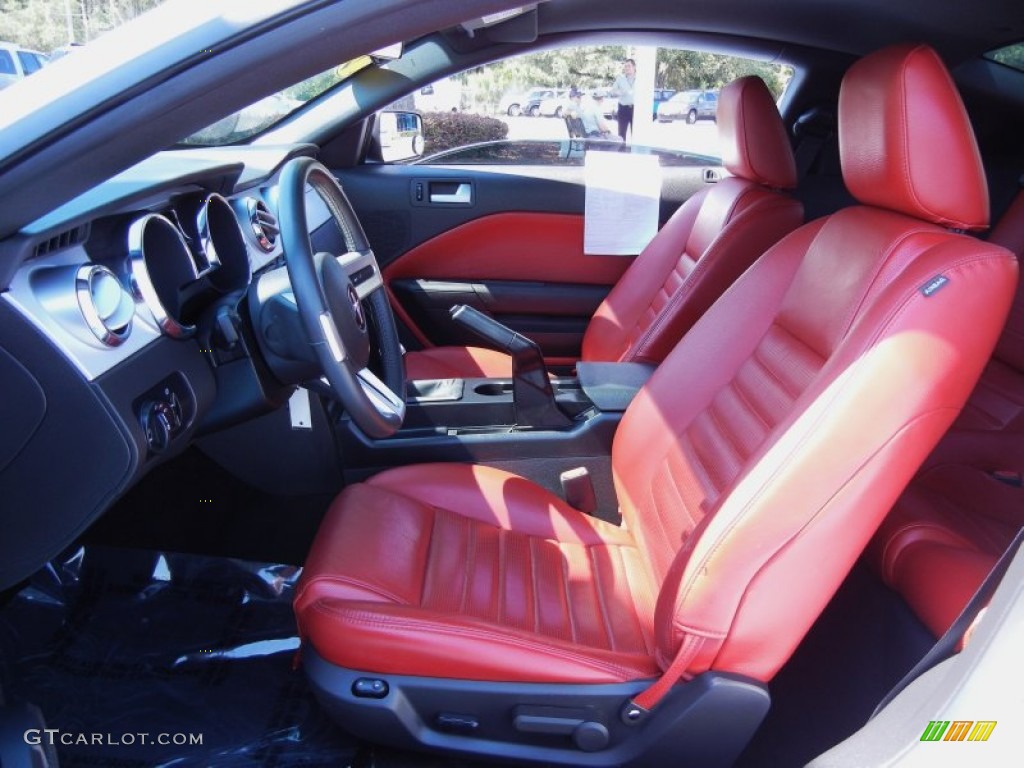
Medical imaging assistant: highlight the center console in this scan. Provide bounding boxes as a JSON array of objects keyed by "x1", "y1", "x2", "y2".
[{"x1": 334, "y1": 306, "x2": 655, "y2": 518}]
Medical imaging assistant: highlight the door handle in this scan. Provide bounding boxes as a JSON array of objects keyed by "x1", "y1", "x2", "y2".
[{"x1": 430, "y1": 182, "x2": 472, "y2": 204}]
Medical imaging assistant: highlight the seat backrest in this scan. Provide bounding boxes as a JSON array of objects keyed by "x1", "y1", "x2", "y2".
[
  {"x1": 610, "y1": 44, "x2": 1017, "y2": 681},
  {"x1": 987, "y1": 189, "x2": 1024, "y2": 371},
  {"x1": 583, "y1": 75, "x2": 803, "y2": 365}
]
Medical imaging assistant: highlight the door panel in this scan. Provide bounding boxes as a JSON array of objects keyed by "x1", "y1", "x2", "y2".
[
  {"x1": 391, "y1": 277, "x2": 609, "y2": 357},
  {"x1": 377, "y1": 210, "x2": 630, "y2": 353},
  {"x1": 339, "y1": 163, "x2": 715, "y2": 359}
]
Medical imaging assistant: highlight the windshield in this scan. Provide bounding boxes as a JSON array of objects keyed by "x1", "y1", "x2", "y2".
[{"x1": 179, "y1": 56, "x2": 372, "y2": 146}]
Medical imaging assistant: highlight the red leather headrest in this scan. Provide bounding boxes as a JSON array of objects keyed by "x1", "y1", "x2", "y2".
[
  {"x1": 719, "y1": 75, "x2": 797, "y2": 190},
  {"x1": 839, "y1": 43, "x2": 988, "y2": 230}
]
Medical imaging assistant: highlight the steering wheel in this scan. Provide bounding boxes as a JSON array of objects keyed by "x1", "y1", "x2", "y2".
[{"x1": 276, "y1": 157, "x2": 405, "y2": 438}]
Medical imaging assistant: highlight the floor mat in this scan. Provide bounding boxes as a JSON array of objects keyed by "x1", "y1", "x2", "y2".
[
  {"x1": 734, "y1": 561, "x2": 934, "y2": 767},
  {"x1": 0, "y1": 546, "x2": 357, "y2": 767}
]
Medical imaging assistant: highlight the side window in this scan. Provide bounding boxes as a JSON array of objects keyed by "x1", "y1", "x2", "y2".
[
  {"x1": 17, "y1": 51, "x2": 42, "y2": 75},
  {"x1": 390, "y1": 45, "x2": 793, "y2": 167},
  {"x1": 0, "y1": 51, "x2": 15, "y2": 75}
]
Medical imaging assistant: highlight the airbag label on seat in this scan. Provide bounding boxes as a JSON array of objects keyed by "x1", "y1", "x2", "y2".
[{"x1": 920, "y1": 275, "x2": 950, "y2": 297}]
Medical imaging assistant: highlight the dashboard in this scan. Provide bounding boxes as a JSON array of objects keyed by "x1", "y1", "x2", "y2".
[
  {"x1": 0, "y1": 143, "x2": 380, "y2": 591},
  {"x1": 6, "y1": 147, "x2": 308, "y2": 380}
]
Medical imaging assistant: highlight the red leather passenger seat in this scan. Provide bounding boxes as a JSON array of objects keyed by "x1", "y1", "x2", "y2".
[
  {"x1": 871, "y1": 190, "x2": 1024, "y2": 637},
  {"x1": 950, "y1": 190, "x2": 1024, "y2": 431},
  {"x1": 296, "y1": 45, "x2": 1016, "y2": 764},
  {"x1": 403, "y1": 76, "x2": 803, "y2": 380}
]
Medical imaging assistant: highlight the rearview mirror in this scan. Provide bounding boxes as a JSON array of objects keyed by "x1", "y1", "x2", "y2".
[{"x1": 373, "y1": 111, "x2": 425, "y2": 163}]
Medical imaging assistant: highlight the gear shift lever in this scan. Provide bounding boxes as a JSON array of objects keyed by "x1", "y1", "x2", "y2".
[{"x1": 450, "y1": 305, "x2": 571, "y2": 429}]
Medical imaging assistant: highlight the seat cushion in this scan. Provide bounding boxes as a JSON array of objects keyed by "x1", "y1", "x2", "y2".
[{"x1": 295, "y1": 464, "x2": 660, "y2": 683}]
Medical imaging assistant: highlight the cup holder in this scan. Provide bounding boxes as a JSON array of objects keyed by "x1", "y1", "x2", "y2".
[{"x1": 474, "y1": 381, "x2": 513, "y2": 396}]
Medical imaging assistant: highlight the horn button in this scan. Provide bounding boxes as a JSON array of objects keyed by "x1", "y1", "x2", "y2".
[{"x1": 318, "y1": 253, "x2": 371, "y2": 370}]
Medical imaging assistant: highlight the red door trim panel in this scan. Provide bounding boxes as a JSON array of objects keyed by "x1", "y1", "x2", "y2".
[{"x1": 383, "y1": 212, "x2": 633, "y2": 349}]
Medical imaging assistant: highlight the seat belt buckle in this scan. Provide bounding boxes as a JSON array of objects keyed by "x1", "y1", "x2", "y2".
[{"x1": 560, "y1": 467, "x2": 597, "y2": 514}]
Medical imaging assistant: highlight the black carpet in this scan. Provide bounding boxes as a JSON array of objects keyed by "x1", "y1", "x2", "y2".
[
  {"x1": 0, "y1": 546, "x2": 356, "y2": 767},
  {"x1": 735, "y1": 562, "x2": 934, "y2": 767}
]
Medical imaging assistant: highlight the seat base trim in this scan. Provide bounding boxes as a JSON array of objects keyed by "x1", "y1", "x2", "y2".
[{"x1": 303, "y1": 646, "x2": 770, "y2": 767}]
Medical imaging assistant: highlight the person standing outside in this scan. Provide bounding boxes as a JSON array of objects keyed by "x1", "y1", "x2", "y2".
[{"x1": 610, "y1": 58, "x2": 636, "y2": 141}]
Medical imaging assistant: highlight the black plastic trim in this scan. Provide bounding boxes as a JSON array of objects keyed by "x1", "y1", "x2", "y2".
[
  {"x1": 303, "y1": 646, "x2": 770, "y2": 768},
  {"x1": 336, "y1": 405, "x2": 619, "y2": 482},
  {"x1": 0, "y1": 301, "x2": 136, "y2": 590}
]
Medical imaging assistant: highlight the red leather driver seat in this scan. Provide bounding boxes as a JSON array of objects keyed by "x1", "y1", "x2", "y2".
[
  {"x1": 403, "y1": 75, "x2": 803, "y2": 380},
  {"x1": 296, "y1": 45, "x2": 1016, "y2": 766}
]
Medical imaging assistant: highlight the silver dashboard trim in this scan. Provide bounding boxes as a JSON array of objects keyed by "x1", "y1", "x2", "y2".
[
  {"x1": 195, "y1": 195, "x2": 226, "y2": 274},
  {"x1": 75, "y1": 264, "x2": 134, "y2": 347},
  {"x1": 127, "y1": 213, "x2": 197, "y2": 339},
  {"x1": 4, "y1": 248, "x2": 163, "y2": 381}
]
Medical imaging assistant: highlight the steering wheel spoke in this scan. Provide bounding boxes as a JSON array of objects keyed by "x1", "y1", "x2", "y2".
[
  {"x1": 337, "y1": 248, "x2": 383, "y2": 298},
  {"x1": 357, "y1": 367, "x2": 406, "y2": 425}
]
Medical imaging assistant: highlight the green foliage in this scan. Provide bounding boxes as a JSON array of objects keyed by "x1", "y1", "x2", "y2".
[
  {"x1": 457, "y1": 45, "x2": 793, "y2": 114},
  {"x1": 422, "y1": 111, "x2": 508, "y2": 156},
  {"x1": 0, "y1": 0, "x2": 165, "y2": 52},
  {"x1": 283, "y1": 69, "x2": 346, "y2": 103},
  {"x1": 459, "y1": 45, "x2": 627, "y2": 111},
  {"x1": 988, "y1": 43, "x2": 1024, "y2": 72},
  {"x1": 655, "y1": 49, "x2": 792, "y2": 97}
]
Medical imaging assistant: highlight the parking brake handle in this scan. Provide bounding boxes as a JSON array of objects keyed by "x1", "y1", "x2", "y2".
[{"x1": 450, "y1": 305, "x2": 571, "y2": 429}]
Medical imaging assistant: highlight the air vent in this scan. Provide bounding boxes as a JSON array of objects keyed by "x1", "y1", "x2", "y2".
[
  {"x1": 246, "y1": 198, "x2": 279, "y2": 253},
  {"x1": 75, "y1": 264, "x2": 134, "y2": 346},
  {"x1": 35, "y1": 224, "x2": 89, "y2": 258}
]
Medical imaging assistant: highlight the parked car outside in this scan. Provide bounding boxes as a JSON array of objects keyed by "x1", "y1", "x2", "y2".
[
  {"x1": 538, "y1": 89, "x2": 572, "y2": 117},
  {"x1": 499, "y1": 87, "x2": 559, "y2": 116},
  {"x1": 48, "y1": 43, "x2": 84, "y2": 62},
  {"x1": 521, "y1": 87, "x2": 557, "y2": 116},
  {"x1": 652, "y1": 87, "x2": 676, "y2": 118},
  {"x1": 657, "y1": 88, "x2": 718, "y2": 123},
  {"x1": 0, "y1": 41, "x2": 48, "y2": 90},
  {"x1": 414, "y1": 77, "x2": 462, "y2": 112}
]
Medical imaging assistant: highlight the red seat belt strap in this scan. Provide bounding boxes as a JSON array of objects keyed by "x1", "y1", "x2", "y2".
[{"x1": 623, "y1": 634, "x2": 704, "y2": 721}]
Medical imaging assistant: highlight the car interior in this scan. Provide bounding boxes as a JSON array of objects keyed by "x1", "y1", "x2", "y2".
[{"x1": 1, "y1": 1, "x2": 1024, "y2": 767}]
